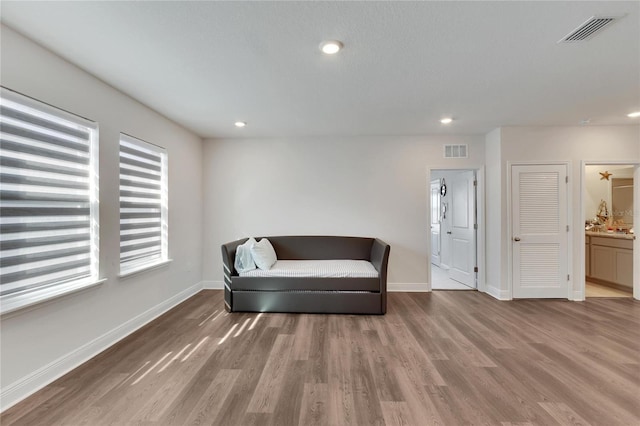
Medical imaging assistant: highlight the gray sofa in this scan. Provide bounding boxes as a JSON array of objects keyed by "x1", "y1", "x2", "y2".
[{"x1": 220, "y1": 236, "x2": 390, "y2": 314}]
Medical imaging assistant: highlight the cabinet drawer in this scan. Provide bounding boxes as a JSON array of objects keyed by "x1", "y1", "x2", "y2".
[{"x1": 590, "y1": 236, "x2": 633, "y2": 250}]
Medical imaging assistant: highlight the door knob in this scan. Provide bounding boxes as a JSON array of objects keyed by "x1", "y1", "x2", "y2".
[
  {"x1": 447, "y1": 231, "x2": 452, "y2": 235},
  {"x1": 514, "y1": 237, "x2": 521, "y2": 241}
]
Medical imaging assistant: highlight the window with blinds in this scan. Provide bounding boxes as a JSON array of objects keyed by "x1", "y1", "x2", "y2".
[
  {"x1": 0, "y1": 88, "x2": 99, "y2": 312},
  {"x1": 119, "y1": 134, "x2": 167, "y2": 275}
]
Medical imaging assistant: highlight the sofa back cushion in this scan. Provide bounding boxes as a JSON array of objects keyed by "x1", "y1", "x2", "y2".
[{"x1": 265, "y1": 236, "x2": 374, "y2": 261}]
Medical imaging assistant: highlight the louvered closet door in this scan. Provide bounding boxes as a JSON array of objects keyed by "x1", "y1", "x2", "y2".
[{"x1": 512, "y1": 164, "x2": 568, "y2": 298}]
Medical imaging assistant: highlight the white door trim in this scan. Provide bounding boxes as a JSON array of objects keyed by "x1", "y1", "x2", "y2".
[
  {"x1": 427, "y1": 166, "x2": 485, "y2": 294},
  {"x1": 507, "y1": 161, "x2": 572, "y2": 299},
  {"x1": 579, "y1": 160, "x2": 640, "y2": 301}
]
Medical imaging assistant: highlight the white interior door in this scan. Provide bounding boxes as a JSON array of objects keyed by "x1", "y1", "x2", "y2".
[
  {"x1": 512, "y1": 164, "x2": 568, "y2": 298},
  {"x1": 430, "y1": 180, "x2": 441, "y2": 266},
  {"x1": 449, "y1": 171, "x2": 476, "y2": 288}
]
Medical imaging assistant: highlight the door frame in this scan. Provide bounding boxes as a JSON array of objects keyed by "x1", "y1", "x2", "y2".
[
  {"x1": 579, "y1": 160, "x2": 640, "y2": 301},
  {"x1": 427, "y1": 166, "x2": 485, "y2": 293},
  {"x1": 507, "y1": 161, "x2": 572, "y2": 300}
]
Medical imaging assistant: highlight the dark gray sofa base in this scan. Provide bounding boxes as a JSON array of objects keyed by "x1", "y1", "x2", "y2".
[
  {"x1": 221, "y1": 236, "x2": 390, "y2": 315},
  {"x1": 232, "y1": 290, "x2": 383, "y2": 314}
]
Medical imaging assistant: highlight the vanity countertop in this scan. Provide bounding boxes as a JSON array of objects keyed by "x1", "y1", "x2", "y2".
[{"x1": 586, "y1": 231, "x2": 635, "y2": 240}]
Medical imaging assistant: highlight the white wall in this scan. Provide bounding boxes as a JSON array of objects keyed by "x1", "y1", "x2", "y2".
[
  {"x1": 0, "y1": 25, "x2": 204, "y2": 409},
  {"x1": 585, "y1": 165, "x2": 612, "y2": 222},
  {"x1": 499, "y1": 126, "x2": 640, "y2": 299},
  {"x1": 202, "y1": 135, "x2": 485, "y2": 289}
]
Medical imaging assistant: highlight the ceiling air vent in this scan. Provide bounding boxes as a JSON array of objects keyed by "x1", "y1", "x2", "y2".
[
  {"x1": 444, "y1": 144, "x2": 468, "y2": 159},
  {"x1": 558, "y1": 16, "x2": 621, "y2": 43}
]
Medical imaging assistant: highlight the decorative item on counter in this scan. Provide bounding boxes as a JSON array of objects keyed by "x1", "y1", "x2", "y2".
[
  {"x1": 596, "y1": 199, "x2": 609, "y2": 225},
  {"x1": 599, "y1": 171, "x2": 612, "y2": 180},
  {"x1": 611, "y1": 219, "x2": 632, "y2": 233}
]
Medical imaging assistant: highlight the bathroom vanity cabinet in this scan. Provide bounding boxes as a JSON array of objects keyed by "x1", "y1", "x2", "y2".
[{"x1": 586, "y1": 233, "x2": 634, "y2": 289}]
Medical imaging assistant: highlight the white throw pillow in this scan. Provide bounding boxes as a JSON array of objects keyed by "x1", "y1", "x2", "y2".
[
  {"x1": 234, "y1": 237, "x2": 257, "y2": 273},
  {"x1": 251, "y1": 238, "x2": 277, "y2": 270}
]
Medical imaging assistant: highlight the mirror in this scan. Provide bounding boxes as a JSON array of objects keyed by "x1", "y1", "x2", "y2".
[
  {"x1": 612, "y1": 178, "x2": 633, "y2": 226},
  {"x1": 585, "y1": 165, "x2": 634, "y2": 231}
]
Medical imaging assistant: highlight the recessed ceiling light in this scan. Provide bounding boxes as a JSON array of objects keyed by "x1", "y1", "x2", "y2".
[
  {"x1": 627, "y1": 111, "x2": 640, "y2": 118},
  {"x1": 234, "y1": 121, "x2": 246, "y2": 128},
  {"x1": 440, "y1": 117, "x2": 453, "y2": 124},
  {"x1": 320, "y1": 40, "x2": 343, "y2": 55}
]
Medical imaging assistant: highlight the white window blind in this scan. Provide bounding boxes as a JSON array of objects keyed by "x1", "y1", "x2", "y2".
[
  {"x1": 0, "y1": 88, "x2": 99, "y2": 311},
  {"x1": 119, "y1": 133, "x2": 167, "y2": 275}
]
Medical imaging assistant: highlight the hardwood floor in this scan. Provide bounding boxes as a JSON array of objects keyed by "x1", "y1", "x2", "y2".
[{"x1": 3, "y1": 291, "x2": 639, "y2": 425}]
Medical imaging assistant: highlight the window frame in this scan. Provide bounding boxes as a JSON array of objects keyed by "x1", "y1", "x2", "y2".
[
  {"x1": 0, "y1": 87, "x2": 102, "y2": 315},
  {"x1": 118, "y1": 133, "x2": 169, "y2": 277}
]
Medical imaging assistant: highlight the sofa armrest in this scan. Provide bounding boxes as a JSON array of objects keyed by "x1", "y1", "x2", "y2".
[
  {"x1": 370, "y1": 238, "x2": 390, "y2": 275},
  {"x1": 370, "y1": 238, "x2": 390, "y2": 314}
]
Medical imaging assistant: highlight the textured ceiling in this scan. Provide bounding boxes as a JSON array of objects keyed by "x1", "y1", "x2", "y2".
[{"x1": 1, "y1": 1, "x2": 638, "y2": 138}]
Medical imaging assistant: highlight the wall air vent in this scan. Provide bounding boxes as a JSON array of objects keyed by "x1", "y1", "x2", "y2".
[
  {"x1": 444, "y1": 144, "x2": 468, "y2": 159},
  {"x1": 558, "y1": 16, "x2": 621, "y2": 43}
]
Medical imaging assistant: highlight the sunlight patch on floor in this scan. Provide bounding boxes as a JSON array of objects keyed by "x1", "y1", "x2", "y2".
[
  {"x1": 159, "y1": 343, "x2": 192, "y2": 373},
  {"x1": 198, "y1": 309, "x2": 219, "y2": 326},
  {"x1": 234, "y1": 318, "x2": 252, "y2": 338},
  {"x1": 123, "y1": 361, "x2": 150, "y2": 386},
  {"x1": 218, "y1": 323, "x2": 238, "y2": 345},
  {"x1": 132, "y1": 352, "x2": 172, "y2": 385},
  {"x1": 182, "y1": 336, "x2": 209, "y2": 362},
  {"x1": 249, "y1": 313, "x2": 263, "y2": 331}
]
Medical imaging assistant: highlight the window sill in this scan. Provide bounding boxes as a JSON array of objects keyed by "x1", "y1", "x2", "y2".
[
  {"x1": 118, "y1": 259, "x2": 173, "y2": 279},
  {"x1": 0, "y1": 278, "x2": 107, "y2": 317}
]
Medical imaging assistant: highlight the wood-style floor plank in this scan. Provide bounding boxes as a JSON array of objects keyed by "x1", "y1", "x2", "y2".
[
  {"x1": 2, "y1": 290, "x2": 639, "y2": 425},
  {"x1": 327, "y1": 337, "x2": 357, "y2": 426},
  {"x1": 246, "y1": 334, "x2": 294, "y2": 413},
  {"x1": 298, "y1": 383, "x2": 329, "y2": 426},
  {"x1": 182, "y1": 368, "x2": 241, "y2": 425}
]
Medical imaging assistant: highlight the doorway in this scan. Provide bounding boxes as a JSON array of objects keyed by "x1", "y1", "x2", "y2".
[
  {"x1": 430, "y1": 169, "x2": 477, "y2": 290},
  {"x1": 582, "y1": 163, "x2": 637, "y2": 299}
]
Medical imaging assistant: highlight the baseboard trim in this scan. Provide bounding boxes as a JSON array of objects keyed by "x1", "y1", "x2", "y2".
[
  {"x1": 0, "y1": 281, "x2": 203, "y2": 412},
  {"x1": 486, "y1": 285, "x2": 510, "y2": 300},
  {"x1": 388, "y1": 282, "x2": 429, "y2": 292},
  {"x1": 202, "y1": 280, "x2": 223, "y2": 290}
]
